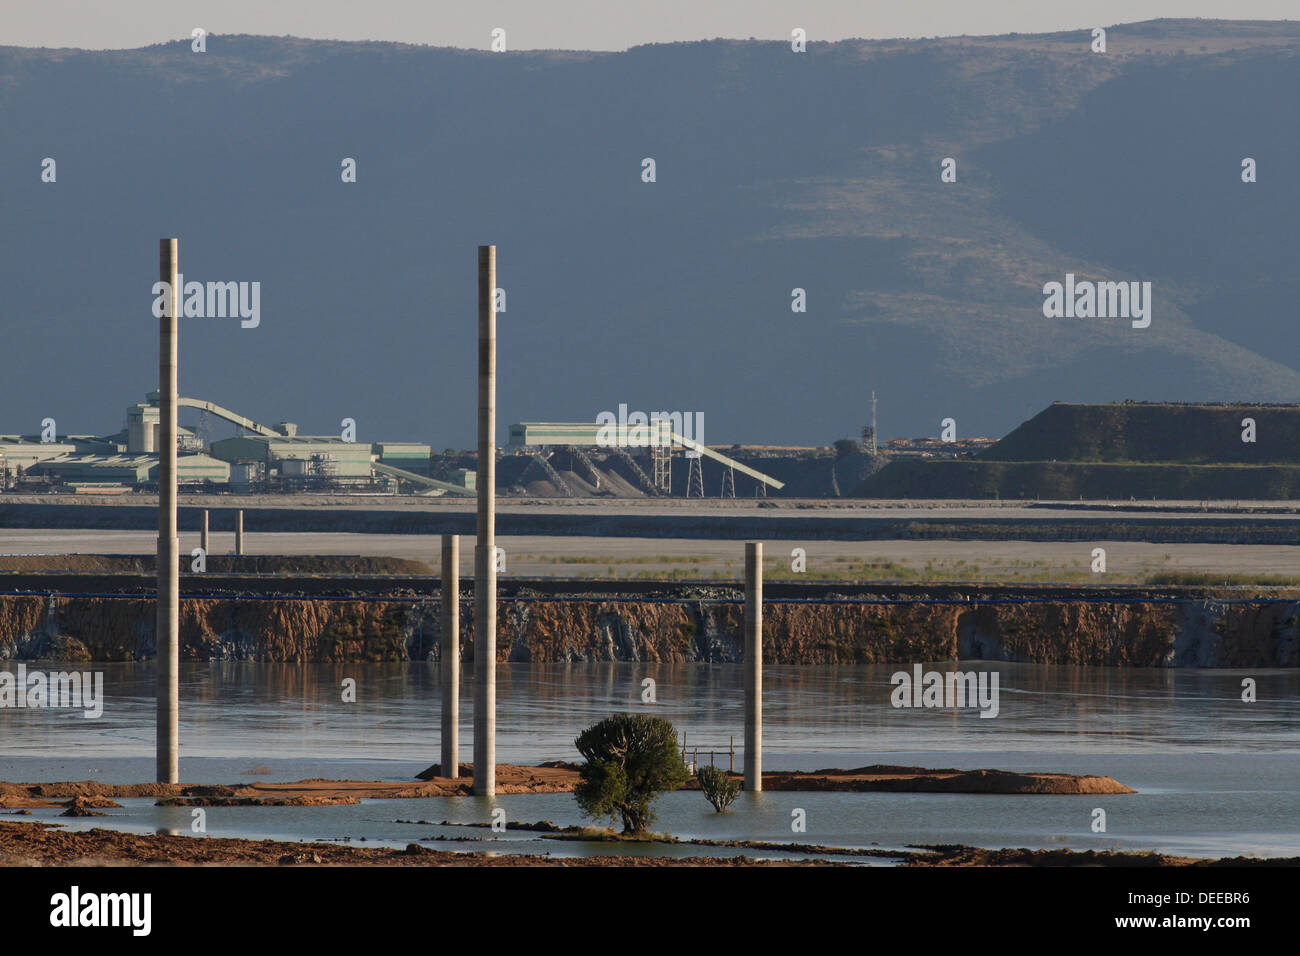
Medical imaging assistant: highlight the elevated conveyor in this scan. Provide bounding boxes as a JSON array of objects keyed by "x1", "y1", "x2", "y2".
[
  {"x1": 666, "y1": 432, "x2": 784, "y2": 491},
  {"x1": 145, "y1": 393, "x2": 282, "y2": 437},
  {"x1": 509, "y1": 422, "x2": 784, "y2": 491},
  {"x1": 373, "y1": 460, "x2": 474, "y2": 496}
]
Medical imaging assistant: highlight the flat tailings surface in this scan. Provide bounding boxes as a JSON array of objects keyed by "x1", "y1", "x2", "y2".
[{"x1": 4, "y1": 500, "x2": 1300, "y2": 543}]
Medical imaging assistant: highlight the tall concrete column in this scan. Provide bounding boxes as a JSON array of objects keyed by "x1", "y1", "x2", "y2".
[
  {"x1": 235, "y1": 509, "x2": 244, "y2": 556},
  {"x1": 473, "y1": 245, "x2": 497, "y2": 797},
  {"x1": 744, "y1": 541, "x2": 762, "y2": 791},
  {"x1": 156, "y1": 238, "x2": 180, "y2": 784},
  {"x1": 440, "y1": 533, "x2": 460, "y2": 779},
  {"x1": 200, "y1": 509, "x2": 209, "y2": 556}
]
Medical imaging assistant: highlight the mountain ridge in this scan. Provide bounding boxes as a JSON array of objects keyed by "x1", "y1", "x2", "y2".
[{"x1": 1, "y1": 19, "x2": 1297, "y2": 448}]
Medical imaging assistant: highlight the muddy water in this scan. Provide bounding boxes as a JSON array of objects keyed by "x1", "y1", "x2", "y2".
[{"x1": 3, "y1": 662, "x2": 1297, "y2": 860}]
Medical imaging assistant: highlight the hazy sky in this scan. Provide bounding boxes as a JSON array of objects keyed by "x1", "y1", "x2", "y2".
[{"x1": 3, "y1": 1, "x2": 1297, "y2": 51}]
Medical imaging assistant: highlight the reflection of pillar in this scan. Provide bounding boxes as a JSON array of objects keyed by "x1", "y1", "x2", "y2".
[
  {"x1": 441, "y1": 534, "x2": 460, "y2": 778},
  {"x1": 235, "y1": 509, "x2": 244, "y2": 555},
  {"x1": 472, "y1": 245, "x2": 497, "y2": 797},
  {"x1": 744, "y1": 541, "x2": 762, "y2": 791},
  {"x1": 200, "y1": 509, "x2": 209, "y2": 555},
  {"x1": 156, "y1": 238, "x2": 180, "y2": 784}
]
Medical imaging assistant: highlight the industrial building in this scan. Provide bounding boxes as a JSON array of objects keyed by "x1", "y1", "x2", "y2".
[
  {"x1": 1, "y1": 392, "x2": 848, "y2": 498},
  {"x1": 210, "y1": 435, "x2": 374, "y2": 478},
  {"x1": 373, "y1": 442, "x2": 434, "y2": 476},
  {"x1": 0, "y1": 392, "x2": 473, "y2": 495},
  {"x1": 30, "y1": 453, "x2": 229, "y2": 486},
  {"x1": 506, "y1": 421, "x2": 784, "y2": 497},
  {"x1": 0, "y1": 436, "x2": 95, "y2": 470}
]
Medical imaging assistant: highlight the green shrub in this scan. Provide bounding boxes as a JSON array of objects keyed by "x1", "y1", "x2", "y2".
[
  {"x1": 696, "y1": 765, "x2": 740, "y2": 813},
  {"x1": 573, "y1": 714, "x2": 689, "y2": 835}
]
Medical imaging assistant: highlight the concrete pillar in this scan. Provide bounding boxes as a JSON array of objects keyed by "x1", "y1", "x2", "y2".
[
  {"x1": 744, "y1": 541, "x2": 762, "y2": 791},
  {"x1": 473, "y1": 244, "x2": 497, "y2": 797},
  {"x1": 156, "y1": 238, "x2": 180, "y2": 784},
  {"x1": 235, "y1": 509, "x2": 244, "y2": 556},
  {"x1": 200, "y1": 509, "x2": 209, "y2": 556},
  {"x1": 440, "y1": 533, "x2": 460, "y2": 779}
]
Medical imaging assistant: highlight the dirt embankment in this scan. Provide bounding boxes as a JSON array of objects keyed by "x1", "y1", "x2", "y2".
[
  {"x1": 1, "y1": 588, "x2": 1295, "y2": 665},
  {"x1": 0, "y1": 766, "x2": 574, "y2": 807},
  {"x1": 754, "y1": 766, "x2": 1134, "y2": 795},
  {"x1": 0, "y1": 821, "x2": 826, "y2": 867},
  {"x1": 3, "y1": 821, "x2": 1289, "y2": 867},
  {"x1": 0, "y1": 763, "x2": 1134, "y2": 805}
]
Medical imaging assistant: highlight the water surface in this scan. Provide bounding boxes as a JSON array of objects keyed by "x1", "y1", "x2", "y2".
[{"x1": 3, "y1": 662, "x2": 1296, "y2": 860}]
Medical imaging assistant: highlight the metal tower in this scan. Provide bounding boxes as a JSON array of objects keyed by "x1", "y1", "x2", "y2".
[
  {"x1": 686, "y1": 454, "x2": 704, "y2": 497},
  {"x1": 871, "y1": 391, "x2": 878, "y2": 456},
  {"x1": 652, "y1": 443, "x2": 670, "y2": 493},
  {"x1": 721, "y1": 464, "x2": 735, "y2": 498}
]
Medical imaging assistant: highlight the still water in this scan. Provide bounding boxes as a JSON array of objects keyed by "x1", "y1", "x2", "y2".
[{"x1": 2, "y1": 662, "x2": 1297, "y2": 861}]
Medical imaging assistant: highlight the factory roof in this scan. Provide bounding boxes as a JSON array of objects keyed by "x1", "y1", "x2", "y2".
[{"x1": 215, "y1": 435, "x2": 365, "y2": 444}]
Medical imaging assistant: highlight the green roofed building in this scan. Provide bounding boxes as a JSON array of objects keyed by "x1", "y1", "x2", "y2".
[
  {"x1": 29, "y1": 453, "x2": 229, "y2": 485},
  {"x1": 373, "y1": 441, "x2": 432, "y2": 476},
  {"x1": 210, "y1": 435, "x2": 375, "y2": 478},
  {"x1": 0, "y1": 437, "x2": 82, "y2": 470},
  {"x1": 510, "y1": 422, "x2": 607, "y2": 446}
]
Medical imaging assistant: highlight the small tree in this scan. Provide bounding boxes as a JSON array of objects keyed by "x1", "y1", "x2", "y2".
[
  {"x1": 696, "y1": 765, "x2": 740, "y2": 813},
  {"x1": 573, "y1": 713, "x2": 689, "y2": 835},
  {"x1": 833, "y1": 438, "x2": 860, "y2": 460}
]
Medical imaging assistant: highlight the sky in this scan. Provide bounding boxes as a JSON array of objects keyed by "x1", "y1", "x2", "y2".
[{"x1": 1, "y1": 1, "x2": 1297, "y2": 51}]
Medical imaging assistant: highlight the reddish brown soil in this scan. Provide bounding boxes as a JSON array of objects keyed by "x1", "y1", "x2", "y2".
[
  {"x1": 0, "y1": 764, "x2": 576, "y2": 807},
  {"x1": 0, "y1": 762, "x2": 1134, "y2": 806},
  {"x1": 0, "y1": 821, "x2": 826, "y2": 867},
  {"x1": 904, "y1": 845, "x2": 1300, "y2": 867},
  {"x1": 754, "y1": 765, "x2": 1136, "y2": 795},
  {"x1": 3, "y1": 822, "x2": 1289, "y2": 867}
]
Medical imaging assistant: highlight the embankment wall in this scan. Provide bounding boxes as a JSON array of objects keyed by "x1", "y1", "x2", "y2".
[{"x1": 1, "y1": 593, "x2": 1293, "y2": 667}]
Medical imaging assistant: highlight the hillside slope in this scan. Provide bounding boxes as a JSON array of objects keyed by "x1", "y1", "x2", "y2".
[
  {"x1": 855, "y1": 401, "x2": 1300, "y2": 498},
  {"x1": 982, "y1": 402, "x2": 1300, "y2": 464},
  {"x1": 1, "y1": 20, "x2": 1298, "y2": 447}
]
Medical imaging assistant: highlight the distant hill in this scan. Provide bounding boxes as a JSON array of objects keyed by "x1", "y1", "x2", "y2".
[
  {"x1": 981, "y1": 402, "x2": 1300, "y2": 464},
  {"x1": 856, "y1": 401, "x2": 1300, "y2": 498},
  {"x1": 2, "y1": 20, "x2": 1300, "y2": 448}
]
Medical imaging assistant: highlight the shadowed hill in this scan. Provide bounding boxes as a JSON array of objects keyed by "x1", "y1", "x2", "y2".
[
  {"x1": 855, "y1": 401, "x2": 1300, "y2": 498},
  {"x1": 980, "y1": 402, "x2": 1300, "y2": 464}
]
